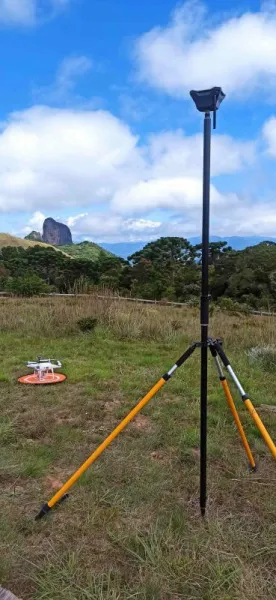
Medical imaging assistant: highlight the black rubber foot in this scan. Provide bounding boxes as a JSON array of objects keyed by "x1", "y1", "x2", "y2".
[
  {"x1": 249, "y1": 463, "x2": 257, "y2": 473},
  {"x1": 35, "y1": 494, "x2": 69, "y2": 521},
  {"x1": 200, "y1": 506, "x2": 206, "y2": 517},
  {"x1": 35, "y1": 503, "x2": 51, "y2": 521}
]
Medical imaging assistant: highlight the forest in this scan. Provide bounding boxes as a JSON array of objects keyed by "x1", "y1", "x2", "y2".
[{"x1": 1, "y1": 237, "x2": 276, "y2": 310}]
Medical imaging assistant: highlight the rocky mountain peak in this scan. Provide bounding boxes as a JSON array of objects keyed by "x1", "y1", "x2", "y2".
[
  {"x1": 24, "y1": 230, "x2": 42, "y2": 242},
  {"x1": 42, "y1": 218, "x2": 72, "y2": 246}
]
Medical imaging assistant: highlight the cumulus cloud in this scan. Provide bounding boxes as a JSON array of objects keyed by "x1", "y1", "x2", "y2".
[
  {"x1": 146, "y1": 130, "x2": 256, "y2": 179},
  {"x1": 0, "y1": 0, "x2": 69, "y2": 26},
  {"x1": 112, "y1": 176, "x2": 227, "y2": 214},
  {"x1": 0, "y1": 105, "x2": 144, "y2": 213},
  {"x1": 0, "y1": 104, "x2": 254, "y2": 217},
  {"x1": 135, "y1": 0, "x2": 276, "y2": 98},
  {"x1": 66, "y1": 213, "x2": 162, "y2": 243},
  {"x1": 67, "y1": 213, "x2": 89, "y2": 228},
  {"x1": 212, "y1": 198, "x2": 276, "y2": 238},
  {"x1": 0, "y1": 102, "x2": 266, "y2": 242},
  {"x1": 64, "y1": 197, "x2": 276, "y2": 242},
  {"x1": 23, "y1": 210, "x2": 46, "y2": 234},
  {"x1": 111, "y1": 129, "x2": 255, "y2": 214}
]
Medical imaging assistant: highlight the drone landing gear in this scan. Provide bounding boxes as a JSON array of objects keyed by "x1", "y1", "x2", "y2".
[{"x1": 18, "y1": 357, "x2": 66, "y2": 385}]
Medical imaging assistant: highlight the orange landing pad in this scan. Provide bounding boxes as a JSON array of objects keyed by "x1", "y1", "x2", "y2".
[{"x1": 18, "y1": 373, "x2": 67, "y2": 385}]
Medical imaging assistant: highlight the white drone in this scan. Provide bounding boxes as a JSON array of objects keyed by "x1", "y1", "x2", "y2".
[{"x1": 26, "y1": 357, "x2": 62, "y2": 381}]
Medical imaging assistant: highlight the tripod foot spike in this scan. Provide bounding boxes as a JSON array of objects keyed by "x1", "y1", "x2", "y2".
[
  {"x1": 35, "y1": 503, "x2": 51, "y2": 521},
  {"x1": 200, "y1": 506, "x2": 206, "y2": 517},
  {"x1": 35, "y1": 494, "x2": 69, "y2": 520},
  {"x1": 249, "y1": 463, "x2": 257, "y2": 473}
]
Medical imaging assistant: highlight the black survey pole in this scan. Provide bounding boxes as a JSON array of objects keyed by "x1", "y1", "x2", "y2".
[
  {"x1": 200, "y1": 111, "x2": 211, "y2": 516},
  {"x1": 190, "y1": 87, "x2": 225, "y2": 516}
]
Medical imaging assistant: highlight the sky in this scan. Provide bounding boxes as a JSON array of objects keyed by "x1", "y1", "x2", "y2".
[{"x1": 1, "y1": 0, "x2": 276, "y2": 243}]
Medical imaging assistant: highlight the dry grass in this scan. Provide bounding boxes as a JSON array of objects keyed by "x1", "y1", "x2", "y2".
[
  {"x1": 0, "y1": 294, "x2": 274, "y2": 348},
  {"x1": 0, "y1": 233, "x2": 71, "y2": 257},
  {"x1": 0, "y1": 297, "x2": 275, "y2": 599}
]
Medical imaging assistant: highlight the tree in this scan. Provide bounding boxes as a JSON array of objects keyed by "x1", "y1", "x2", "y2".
[
  {"x1": 195, "y1": 241, "x2": 232, "y2": 265},
  {"x1": 174, "y1": 265, "x2": 201, "y2": 301},
  {"x1": 129, "y1": 258, "x2": 165, "y2": 299},
  {"x1": 210, "y1": 242, "x2": 276, "y2": 307},
  {"x1": 0, "y1": 263, "x2": 9, "y2": 290},
  {"x1": 128, "y1": 237, "x2": 198, "y2": 299},
  {"x1": 98, "y1": 254, "x2": 126, "y2": 291},
  {"x1": 129, "y1": 237, "x2": 196, "y2": 267},
  {"x1": 5, "y1": 273, "x2": 50, "y2": 297},
  {"x1": 0, "y1": 245, "x2": 100, "y2": 293}
]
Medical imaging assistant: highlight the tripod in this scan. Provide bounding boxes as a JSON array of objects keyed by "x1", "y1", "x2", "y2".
[
  {"x1": 35, "y1": 336, "x2": 276, "y2": 520},
  {"x1": 35, "y1": 88, "x2": 275, "y2": 520}
]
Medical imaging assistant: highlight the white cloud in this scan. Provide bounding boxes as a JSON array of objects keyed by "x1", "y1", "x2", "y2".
[
  {"x1": 0, "y1": 105, "x2": 144, "y2": 213},
  {"x1": 112, "y1": 176, "x2": 227, "y2": 214},
  {"x1": 146, "y1": 130, "x2": 255, "y2": 178},
  {"x1": 0, "y1": 103, "x2": 262, "y2": 241},
  {"x1": 23, "y1": 210, "x2": 46, "y2": 234},
  {"x1": 66, "y1": 213, "x2": 163, "y2": 243},
  {"x1": 0, "y1": 0, "x2": 35, "y2": 24},
  {"x1": 34, "y1": 56, "x2": 93, "y2": 104},
  {"x1": 212, "y1": 199, "x2": 276, "y2": 238},
  {"x1": 67, "y1": 213, "x2": 89, "y2": 228},
  {"x1": 64, "y1": 197, "x2": 276, "y2": 242},
  {"x1": 0, "y1": 0, "x2": 69, "y2": 25},
  {"x1": 111, "y1": 129, "x2": 255, "y2": 214},
  {"x1": 0, "y1": 104, "x2": 253, "y2": 215},
  {"x1": 263, "y1": 116, "x2": 276, "y2": 155},
  {"x1": 135, "y1": 0, "x2": 276, "y2": 98}
]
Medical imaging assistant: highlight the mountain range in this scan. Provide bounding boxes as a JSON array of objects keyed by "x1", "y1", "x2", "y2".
[
  {"x1": 101, "y1": 236, "x2": 276, "y2": 259},
  {"x1": 24, "y1": 217, "x2": 276, "y2": 260}
]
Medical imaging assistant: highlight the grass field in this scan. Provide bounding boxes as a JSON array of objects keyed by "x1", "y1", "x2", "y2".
[{"x1": 0, "y1": 296, "x2": 276, "y2": 599}]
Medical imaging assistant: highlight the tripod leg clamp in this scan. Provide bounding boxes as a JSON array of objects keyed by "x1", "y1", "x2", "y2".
[
  {"x1": 213, "y1": 340, "x2": 230, "y2": 367},
  {"x1": 162, "y1": 342, "x2": 199, "y2": 380}
]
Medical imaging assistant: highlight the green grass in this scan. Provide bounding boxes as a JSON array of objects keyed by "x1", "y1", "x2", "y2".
[{"x1": 0, "y1": 298, "x2": 276, "y2": 599}]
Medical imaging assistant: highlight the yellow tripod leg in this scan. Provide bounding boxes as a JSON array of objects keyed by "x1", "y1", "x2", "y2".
[
  {"x1": 244, "y1": 398, "x2": 276, "y2": 459},
  {"x1": 213, "y1": 340, "x2": 276, "y2": 461},
  {"x1": 36, "y1": 378, "x2": 165, "y2": 519},
  {"x1": 221, "y1": 379, "x2": 256, "y2": 470},
  {"x1": 35, "y1": 342, "x2": 198, "y2": 519}
]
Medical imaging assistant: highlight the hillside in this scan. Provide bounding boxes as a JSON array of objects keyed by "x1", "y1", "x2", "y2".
[
  {"x1": 0, "y1": 233, "x2": 56, "y2": 250},
  {"x1": 0, "y1": 233, "x2": 71, "y2": 257},
  {"x1": 60, "y1": 240, "x2": 114, "y2": 261}
]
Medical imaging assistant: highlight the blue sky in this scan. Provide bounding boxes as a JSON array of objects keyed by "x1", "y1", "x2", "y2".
[{"x1": 1, "y1": 0, "x2": 276, "y2": 242}]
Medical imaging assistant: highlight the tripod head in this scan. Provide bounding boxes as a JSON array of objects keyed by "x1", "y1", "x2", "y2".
[{"x1": 190, "y1": 87, "x2": 225, "y2": 128}]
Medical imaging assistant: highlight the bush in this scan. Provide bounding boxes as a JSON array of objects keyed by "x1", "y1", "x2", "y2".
[
  {"x1": 186, "y1": 296, "x2": 199, "y2": 308},
  {"x1": 217, "y1": 297, "x2": 250, "y2": 315},
  {"x1": 5, "y1": 274, "x2": 50, "y2": 297},
  {"x1": 171, "y1": 320, "x2": 182, "y2": 331},
  {"x1": 247, "y1": 345, "x2": 276, "y2": 372},
  {"x1": 77, "y1": 316, "x2": 98, "y2": 332}
]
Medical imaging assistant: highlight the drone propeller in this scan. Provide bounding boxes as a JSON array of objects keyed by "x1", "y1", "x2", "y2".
[
  {"x1": 36, "y1": 357, "x2": 60, "y2": 363},
  {"x1": 26, "y1": 359, "x2": 62, "y2": 367}
]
